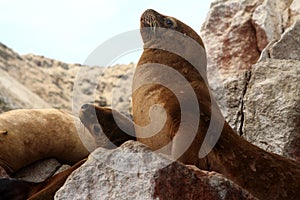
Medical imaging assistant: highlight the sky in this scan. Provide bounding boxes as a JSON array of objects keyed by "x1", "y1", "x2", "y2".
[{"x1": 0, "y1": 0, "x2": 213, "y2": 65}]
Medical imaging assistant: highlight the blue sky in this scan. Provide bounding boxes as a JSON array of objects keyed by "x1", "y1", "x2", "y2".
[{"x1": 0, "y1": 0, "x2": 212, "y2": 65}]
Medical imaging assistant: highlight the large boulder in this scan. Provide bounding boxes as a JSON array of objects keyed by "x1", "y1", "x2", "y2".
[
  {"x1": 201, "y1": 0, "x2": 300, "y2": 162},
  {"x1": 243, "y1": 59, "x2": 300, "y2": 161},
  {"x1": 201, "y1": 0, "x2": 300, "y2": 134},
  {"x1": 55, "y1": 141, "x2": 256, "y2": 200}
]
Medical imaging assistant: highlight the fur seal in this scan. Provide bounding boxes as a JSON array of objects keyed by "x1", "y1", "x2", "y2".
[
  {"x1": 132, "y1": 9, "x2": 300, "y2": 199},
  {"x1": 0, "y1": 109, "x2": 89, "y2": 174},
  {"x1": 79, "y1": 103, "x2": 136, "y2": 148}
]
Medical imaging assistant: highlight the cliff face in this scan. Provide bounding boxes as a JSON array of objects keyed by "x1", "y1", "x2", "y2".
[
  {"x1": 201, "y1": 0, "x2": 300, "y2": 161},
  {"x1": 0, "y1": 43, "x2": 134, "y2": 114}
]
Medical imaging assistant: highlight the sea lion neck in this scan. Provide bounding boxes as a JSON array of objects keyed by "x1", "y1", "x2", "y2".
[{"x1": 139, "y1": 9, "x2": 207, "y2": 79}]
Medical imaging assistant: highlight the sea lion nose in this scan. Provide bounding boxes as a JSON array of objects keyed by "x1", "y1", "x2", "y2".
[{"x1": 81, "y1": 104, "x2": 90, "y2": 111}]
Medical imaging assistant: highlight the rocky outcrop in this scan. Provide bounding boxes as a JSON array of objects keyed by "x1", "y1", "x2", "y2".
[
  {"x1": 243, "y1": 59, "x2": 300, "y2": 161},
  {"x1": 201, "y1": 0, "x2": 262, "y2": 132},
  {"x1": 201, "y1": 0, "x2": 300, "y2": 132},
  {"x1": 0, "y1": 68, "x2": 50, "y2": 112},
  {"x1": 0, "y1": 43, "x2": 134, "y2": 114},
  {"x1": 201, "y1": 0, "x2": 300, "y2": 160},
  {"x1": 55, "y1": 141, "x2": 256, "y2": 200}
]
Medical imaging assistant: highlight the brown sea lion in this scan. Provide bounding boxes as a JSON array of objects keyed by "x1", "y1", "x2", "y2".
[
  {"x1": 132, "y1": 9, "x2": 300, "y2": 199},
  {"x1": 0, "y1": 109, "x2": 90, "y2": 174},
  {"x1": 79, "y1": 103, "x2": 136, "y2": 148},
  {"x1": 0, "y1": 105, "x2": 136, "y2": 199}
]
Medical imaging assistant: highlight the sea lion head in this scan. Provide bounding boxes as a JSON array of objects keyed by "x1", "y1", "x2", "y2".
[
  {"x1": 79, "y1": 104, "x2": 136, "y2": 148},
  {"x1": 139, "y1": 9, "x2": 207, "y2": 76},
  {"x1": 140, "y1": 9, "x2": 204, "y2": 49}
]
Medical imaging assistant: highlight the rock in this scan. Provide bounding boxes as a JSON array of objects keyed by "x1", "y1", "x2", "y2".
[
  {"x1": 252, "y1": 0, "x2": 290, "y2": 51},
  {"x1": 95, "y1": 64, "x2": 134, "y2": 114},
  {"x1": 53, "y1": 164, "x2": 71, "y2": 176},
  {"x1": 0, "y1": 42, "x2": 134, "y2": 114},
  {"x1": 201, "y1": 0, "x2": 261, "y2": 132},
  {"x1": 289, "y1": 0, "x2": 300, "y2": 27},
  {"x1": 243, "y1": 59, "x2": 300, "y2": 161},
  {"x1": 201, "y1": 0, "x2": 300, "y2": 135},
  {"x1": 13, "y1": 159, "x2": 61, "y2": 183},
  {"x1": 55, "y1": 141, "x2": 256, "y2": 200},
  {"x1": 270, "y1": 21, "x2": 300, "y2": 61},
  {"x1": 73, "y1": 63, "x2": 134, "y2": 115},
  {"x1": 0, "y1": 68, "x2": 51, "y2": 113}
]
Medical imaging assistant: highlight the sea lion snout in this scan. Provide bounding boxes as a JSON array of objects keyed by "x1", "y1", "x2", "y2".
[{"x1": 79, "y1": 104, "x2": 136, "y2": 148}]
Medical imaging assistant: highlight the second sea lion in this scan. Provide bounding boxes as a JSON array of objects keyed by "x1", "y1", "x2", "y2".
[
  {"x1": 0, "y1": 109, "x2": 90, "y2": 175},
  {"x1": 79, "y1": 103, "x2": 136, "y2": 149}
]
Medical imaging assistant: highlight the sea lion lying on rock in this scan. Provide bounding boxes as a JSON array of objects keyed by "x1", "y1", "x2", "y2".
[
  {"x1": 0, "y1": 105, "x2": 136, "y2": 199},
  {"x1": 0, "y1": 109, "x2": 90, "y2": 175},
  {"x1": 132, "y1": 9, "x2": 300, "y2": 200}
]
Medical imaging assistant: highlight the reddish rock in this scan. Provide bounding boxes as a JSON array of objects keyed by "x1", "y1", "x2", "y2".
[{"x1": 55, "y1": 141, "x2": 256, "y2": 200}]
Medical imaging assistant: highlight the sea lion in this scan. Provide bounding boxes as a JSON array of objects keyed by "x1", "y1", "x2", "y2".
[
  {"x1": 132, "y1": 9, "x2": 300, "y2": 199},
  {"x1": 0, "y1": 109, "x2": 90, "y2": 174},
  {"x1": 79, "y1": 103, "x2": 136, "y2": 148},
  {"x1": 0, "y1": 104, "x2": 136, "y2": 199}
]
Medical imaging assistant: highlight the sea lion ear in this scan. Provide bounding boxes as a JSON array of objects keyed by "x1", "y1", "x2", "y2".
[{"x1": 92, "y1": 124, "x2": 102, "y2": 136}]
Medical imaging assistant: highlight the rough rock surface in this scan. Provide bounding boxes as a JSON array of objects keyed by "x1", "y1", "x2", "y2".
[
  {"x1": 243, "y1": 59, "x2": 300, "y2": 161},
  {"x1": 13, "y1": 158, "x2": 61, "y2": 183},
  {"x1": 269, "y1": 21, "x2": 300, "y2": 61},
  {"x1": 0, "y1": 43, "x2": 134, "y2": 114},
  {"x1": 55, "y1": 141, "x2": 256, "y2": 200},
  {"x1": 0, "y1": 68, "x2": 51, "y2": 111},
  {"x1": 201, "y1": 0, "x2": 300, "y2": 133},
  {"x1": 201, "y1": 0, "x2": 300, "y2": 161},
  {"x1": 201, "y1": 0, "x2": 261, "y2": 132}
]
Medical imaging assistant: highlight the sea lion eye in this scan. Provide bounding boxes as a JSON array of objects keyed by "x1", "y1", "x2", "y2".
[
  {"x1": 165, "y1": 18, "x2": 173, "y2": 26},
  {"x1": 93, "y1": 125, "x2": 101, "y2": 136}
]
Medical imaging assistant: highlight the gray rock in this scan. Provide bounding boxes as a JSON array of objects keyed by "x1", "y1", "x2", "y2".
[
  {"x1": 270, "y1": 21, "x2": 300, "y2": 61},
  {"x1": 54, "y1": 164, "x2": 71, "y2": 176},
  {"x1": 55, "y1": 141, "x2": 256, "y2": 200},
  {"x1": 252, "y1": 0, "x2": 290, "y2": 51},
  {"x1": 289, "y1": 0, "x2": 300, "y2": 27},
  {"x1": 0, "y1": 43, "x2": 134, "y2": 114},
  {"x1": 243, "y1": 59, "x2": 300, "y2": 161},
  {"x1": 14, "y1": 158, "x2": 61, "y2": 183},
  {"x1": 0, "y1": 68, "x2": 51, "y2": 113}
]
